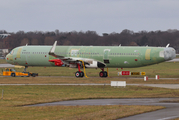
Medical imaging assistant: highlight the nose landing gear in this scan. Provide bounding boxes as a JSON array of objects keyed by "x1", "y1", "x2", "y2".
[{"x1": 99, "y1": 68, "x2": 108, "y2": 77}]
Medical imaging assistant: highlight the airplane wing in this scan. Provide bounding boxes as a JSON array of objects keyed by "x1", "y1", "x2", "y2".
[{"x1": 48, "y1": 41, "x2": 90, "y2": 65}]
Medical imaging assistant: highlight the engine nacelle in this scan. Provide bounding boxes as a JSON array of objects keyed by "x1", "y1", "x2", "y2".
[{"x1": 49, "y1": 59, "x2": 64, "y2": 66}]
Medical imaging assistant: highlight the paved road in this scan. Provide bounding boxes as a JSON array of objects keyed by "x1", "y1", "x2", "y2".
[
  {"x1": 167, "y1": 58, "x2": 179, "y2": 62},
  {"x1": 0, "y1": 64, "x2": 14, "y2": 68},
  {"x1": 26, "y1": 98, "x2": 179, "y2": 120},
  {"x1": 128, "y1": 84, "x2": 179, "y2": 89},
  {"x1": 0, "y1": 83, "x2": 179, "y2": 89}
]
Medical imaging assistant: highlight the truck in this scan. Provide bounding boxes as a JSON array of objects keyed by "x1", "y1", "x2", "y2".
[{"x1": 2, "y1": 68, "x2": 38, "y2": 77}]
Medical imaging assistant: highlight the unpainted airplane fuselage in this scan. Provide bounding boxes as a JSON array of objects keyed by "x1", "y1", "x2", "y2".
[{"x1": 6, "y1": 45, "x2": 176, "y2": 68}]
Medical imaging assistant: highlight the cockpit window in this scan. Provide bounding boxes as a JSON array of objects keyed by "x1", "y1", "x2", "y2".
[{"x1": 10, "y1": 50, "x2": 14, "y2": 55}]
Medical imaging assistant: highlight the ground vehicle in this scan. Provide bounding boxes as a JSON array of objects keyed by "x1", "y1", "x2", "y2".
[{"x1": 2, "y1": 68, "x2": 38, "y2": 77}]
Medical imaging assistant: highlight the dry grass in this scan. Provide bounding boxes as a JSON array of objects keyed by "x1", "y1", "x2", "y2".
[
  {"x1": 0, "y1": 105, "x2": 164, "y2": 120},
  {"x1": 0, "y1": 59, "x2": 7, "y2": 64}
]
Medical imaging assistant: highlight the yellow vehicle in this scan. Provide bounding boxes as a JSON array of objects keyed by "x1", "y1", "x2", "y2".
[{"x1": 3, "y1": 68, "x2": 30, "y2": 77}]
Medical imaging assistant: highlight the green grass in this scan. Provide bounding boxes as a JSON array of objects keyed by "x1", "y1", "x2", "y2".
[{"x1": 1, "y1": 59, "x2": 179, "y2": 78}]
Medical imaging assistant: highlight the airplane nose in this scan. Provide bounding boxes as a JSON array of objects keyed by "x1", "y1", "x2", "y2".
[
  {"x1": 164, "y1": 47, "x2": 176, "y2": 61},
  {"x1": 5, "y1": 54, "x2": 11, "y2": 64},
  {"x1": 5, "y1": 54, "x2": 9, "y2": 62}
]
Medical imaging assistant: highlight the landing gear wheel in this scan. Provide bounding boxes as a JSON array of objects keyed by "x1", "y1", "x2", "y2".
[
  {"x1": 104, "y1": 71, "x2": 108, "y2": 77},
  {"x1": 99, "y1": 71, "x2": 104, "y2": 77},
  {"x1": 80, "y1": 71, "x2": 84, "y2": 77},
  {"x1": 75, "y1": 71, "x2": 81, "y2": 77},
  {"x1": 75, "y1": 71, "x2": 84, "y2": 77},
  {"x1": 99, "y1": 71, "x2": 108, "y2": 77}
]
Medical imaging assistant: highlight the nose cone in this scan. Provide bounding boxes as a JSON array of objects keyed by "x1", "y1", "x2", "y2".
[{"x1": 164, "y1": 47, "x2": 176, "y2": 61}]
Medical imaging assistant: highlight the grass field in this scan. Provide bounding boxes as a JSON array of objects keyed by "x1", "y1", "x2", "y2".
[
  {"x1": 1, "y1": 85, "x2": 177, "y2": 119},
  {"x1": 0, "y1": 59, "x2": 6, "y2": 64},
  {"x1": 0, "y1": 59, "x2": 179, "y2": 119},
  {"x1": 1, "y1": 60, "x2": 179, "y2": 78}
]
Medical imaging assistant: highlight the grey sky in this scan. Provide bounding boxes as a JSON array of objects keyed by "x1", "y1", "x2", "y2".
[{"x1": 0, "y1": 0, "x2": 179, "y2": 35}]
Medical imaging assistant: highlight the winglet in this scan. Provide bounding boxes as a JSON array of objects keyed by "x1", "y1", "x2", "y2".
[
  {"x1": 49, "y1": 41, "x2": 57, "y2": 53},
  {"x1": 166, "y1": 44, "x2": 170, "y2": 48}
]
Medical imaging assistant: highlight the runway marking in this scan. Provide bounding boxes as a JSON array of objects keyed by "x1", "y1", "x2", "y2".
[{"x1": 157, "y1": 116, "x2": 179, "y2": 120}]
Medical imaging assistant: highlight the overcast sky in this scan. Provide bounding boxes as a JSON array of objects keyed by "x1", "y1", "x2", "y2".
[{"x1": 0, "y1": 0, "x2": 179, "y2": 35}]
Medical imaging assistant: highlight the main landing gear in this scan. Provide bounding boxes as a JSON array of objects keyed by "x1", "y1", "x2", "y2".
[
  {"x1": 75, "y1": 61, "x2": 109, "y2": 78},
  {"x1": 99, "y1": 68, "x2": 108, "y2": 77},
  {"x1": 75, "y1": 63, "x2": 85, "y2": 78},
  {"x1": 75, "y1": 71, "x2": 84, "y2": 77}
]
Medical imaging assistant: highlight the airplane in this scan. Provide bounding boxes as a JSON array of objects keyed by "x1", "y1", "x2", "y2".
[{"x1": 5, "y1": 41, "x2": 176, "y2": 77}]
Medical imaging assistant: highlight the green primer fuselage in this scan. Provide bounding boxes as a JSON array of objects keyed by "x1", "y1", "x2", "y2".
[{"x1": 6, "y1": 45, "x2": 169, "y2": 68}]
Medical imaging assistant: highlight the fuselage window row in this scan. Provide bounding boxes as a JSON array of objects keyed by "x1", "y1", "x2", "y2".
[{"x1": 21, "y1": 52, "x2": 139, "y2": 56}]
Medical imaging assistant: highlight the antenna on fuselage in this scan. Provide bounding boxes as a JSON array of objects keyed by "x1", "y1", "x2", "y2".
[{"x1": 166, "y1": 44, "x2": 170, "y2": 48}]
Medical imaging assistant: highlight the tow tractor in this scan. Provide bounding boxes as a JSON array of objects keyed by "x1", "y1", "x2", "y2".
[{"x1": 2, "y1": 68, "x2": 38, "y2": 77}]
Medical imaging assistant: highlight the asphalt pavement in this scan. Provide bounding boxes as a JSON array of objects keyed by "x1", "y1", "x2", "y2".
[{"x1": 0, "y1": 64, "x2": 14, "y2": 68}]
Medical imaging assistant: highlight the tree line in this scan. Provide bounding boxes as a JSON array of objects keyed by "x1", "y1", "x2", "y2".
[{"x1": 0, "y1": 29, "x2": 179, "y2": 53}]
